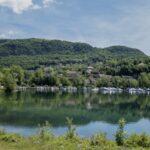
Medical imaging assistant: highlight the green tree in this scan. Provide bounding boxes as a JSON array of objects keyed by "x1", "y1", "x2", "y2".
[
  {"x1": 66, "y1": 117, "x2": 77, "y2": 139},
  {"x1": 33, "y1": 68, "x2": 44, "y2": 85},
  {"x1": 44, "y1": 74, "x2": 59, "y2": 86},
  {"x1": 97, "y1": 77, "x2": 111, "y2": 87},
  {"x1": 10, "y1": 65, "x2": 24, "y2": 85},
  {"x1": 0, "y1": 72, "x2": 4, "y2": 85},
  {"x1": 3, "y1": 73, "x2": 16, "y2": 92},
  {"x1": 24, "y1": 71, "x2": 34, "y2": 85},
  {"x1": 115, "y1": 118, "x2": 126, "y2": 146},
  {"x1": 70, "y1": 77, "x2": 85, "y2": 87},
  {"x1": 138, "y1": 73, "x2": 150, "y2": 88},
  {"x1": 112, "y1": 76, "x2": 122, "y2": 87},
  {"x1": 128, "y1": 79, "x2": 139, "y2": 88},
  {"x1": 60, "y1": 77, "x2": 71, "y2": 86}
]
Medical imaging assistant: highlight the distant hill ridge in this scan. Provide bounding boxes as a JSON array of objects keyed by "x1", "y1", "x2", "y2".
[
  {"x1": 0, "y1": 38, "x2": 147, "y2": 69},
  {"x1": 0, "y1": 38, "x2": 146, "y2": 57}
]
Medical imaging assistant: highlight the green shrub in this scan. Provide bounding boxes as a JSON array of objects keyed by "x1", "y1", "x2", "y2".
[
  {"x1": 125, "y1": 133, "x2": 150, "y2": 148},
  {"x1": 37, "y1": 121, "x2": 53, "y2": 143},
  {"x1": 0, "y1": 128, "x2": 5, "y2": 135},
  {"x1": 0, "y1": 133, "x2": 21, "y2": 143},
  {"x1": 115, "y1": 118, "x2": 127, "y2": 146},
  {"x1": 139, "y1": 133, "x2": 150, "y2": 147},
  {"x1": 66, "y1": 117, "x2": 77, "y2": 139},
  {"x1": 3, "y1": 73, "x2": 16, "y2": 93},
  {"x1": 91, "y1": 133, "x2": 110, "y2": 145}
]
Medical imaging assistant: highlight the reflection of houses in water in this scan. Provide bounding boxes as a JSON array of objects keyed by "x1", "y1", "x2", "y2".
[
  {"x1": 86, "y1": 102, "x2": 92, "y2": 110},
  {"x1": 91, "y1": 88, "x2": 99, "y2": 93},
  {"x1": 0, "y1": 86, "x2": 4, "y2": 89},
  {"x1": 147, "y1": 88, "x2": 150, "y2": 95},
  {"x1": 65, "y1": 100, "x2": 77, "y2": 106}
]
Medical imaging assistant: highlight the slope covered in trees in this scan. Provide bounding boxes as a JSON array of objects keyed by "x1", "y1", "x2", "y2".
[
  {"x1": 0, "y1": 38, "x2": 148, "y2": 69},
  {"x1": 0, "y1": 39, "x2": 94, "y2": 56}
]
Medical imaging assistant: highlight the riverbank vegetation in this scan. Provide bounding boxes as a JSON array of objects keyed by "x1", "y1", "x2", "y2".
[
  {"x1": 0, "y1": 39, "x2": 149, "y2": 92},
  {"x1": 0, "y1": 62, "x2": 150, "y2": 92},
  {"x1": 0, "y1": 118, "x2": 150, "y2": 150}
]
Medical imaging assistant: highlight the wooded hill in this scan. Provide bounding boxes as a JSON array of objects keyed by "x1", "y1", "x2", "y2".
[{"x1": 0, "y1": 38, "x2": 147, "y2": 69}]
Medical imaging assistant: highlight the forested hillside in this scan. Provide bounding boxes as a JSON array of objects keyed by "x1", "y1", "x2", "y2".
[{"x1": 0, "y1": 38, "x2": 147, "y2": 69}]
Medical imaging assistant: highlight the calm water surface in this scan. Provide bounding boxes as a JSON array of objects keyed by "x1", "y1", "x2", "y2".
[{"x1": 0, "y1": 91, "x2": 150, "y2": 139}]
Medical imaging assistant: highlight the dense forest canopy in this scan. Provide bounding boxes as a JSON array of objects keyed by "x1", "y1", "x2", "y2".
[
  {"x1": 0, "y1": 38, "x2": 149, "y2": 91},
  {"x1": 0, "y1": 38, "x2": 148, "y2": 69},
  {"x1": 0, "y1": 39, "x2": 94, "y2": 56}
]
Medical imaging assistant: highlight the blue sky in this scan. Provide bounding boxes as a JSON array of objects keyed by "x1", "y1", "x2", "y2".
[{"x1": 0, "y1": 0, "x2": 150, "y2": 55}]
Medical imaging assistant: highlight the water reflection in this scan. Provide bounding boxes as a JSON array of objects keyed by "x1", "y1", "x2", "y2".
[{"x1": 0, "y1": 91, "x2": 150, "y2": 138}]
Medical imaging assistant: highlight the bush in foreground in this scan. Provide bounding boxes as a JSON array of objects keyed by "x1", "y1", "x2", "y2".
[{"x1": 0, "y1": 119, "x2": 150, "y2": 150}]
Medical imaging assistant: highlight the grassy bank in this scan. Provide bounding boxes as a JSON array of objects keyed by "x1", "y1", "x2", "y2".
[
  {"x1": 1, "y1": 119, "x2": 150, "y2": 150},
  {"x1": 1, "y1": 132, "x2": 150, "y2": 150}
]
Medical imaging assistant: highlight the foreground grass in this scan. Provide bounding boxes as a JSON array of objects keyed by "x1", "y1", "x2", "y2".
[
  {"x1": 0, "y1": 119, "x2": 150, "y2": 150},
  {"x1": 0, "y1": 132, "x2": 150, "y2": 150}
]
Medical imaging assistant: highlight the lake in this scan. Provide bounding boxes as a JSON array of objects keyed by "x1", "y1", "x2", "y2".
[{"x1": 0, "y1": 90, "x2": 150, "y2": 139}]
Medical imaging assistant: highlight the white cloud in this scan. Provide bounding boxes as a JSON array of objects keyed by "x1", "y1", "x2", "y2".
[
  {"x1": 0, "y1": 0, "x2": 40, "y2": 14},
  {"x1": 0, "y1": 30, "x2": 16, "y2": 38},
  {"x1": 43, "y1": 0, "x2": 56, "y2": 8},
  {"x1": 31, "y1": 4, "x2": 41, "y2": 10},
  {"x1": 0, "y1": 0, "x2": 58, "y2": 14},
  {"x1": 66, "y1": 4, "x2": 150, "y2": 55}
]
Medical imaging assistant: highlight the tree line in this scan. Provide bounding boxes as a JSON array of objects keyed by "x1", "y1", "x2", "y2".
[{"x1": 0, "y1": 64, "x2": 149, "y2": 92}]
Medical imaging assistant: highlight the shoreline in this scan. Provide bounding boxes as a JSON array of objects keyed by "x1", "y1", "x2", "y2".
[{"x1": 16, "y1": 86, "x2": 150, "y2": 94}]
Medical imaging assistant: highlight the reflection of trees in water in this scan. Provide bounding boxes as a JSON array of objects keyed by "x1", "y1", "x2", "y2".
[{"x1": 0, "y1": 91, "x2": 149, "y2": 127}]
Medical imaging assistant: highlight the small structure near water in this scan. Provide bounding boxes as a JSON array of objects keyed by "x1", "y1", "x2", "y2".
[{"x1": 16, "y1": 86, "x2": 150, "y2": 95}]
